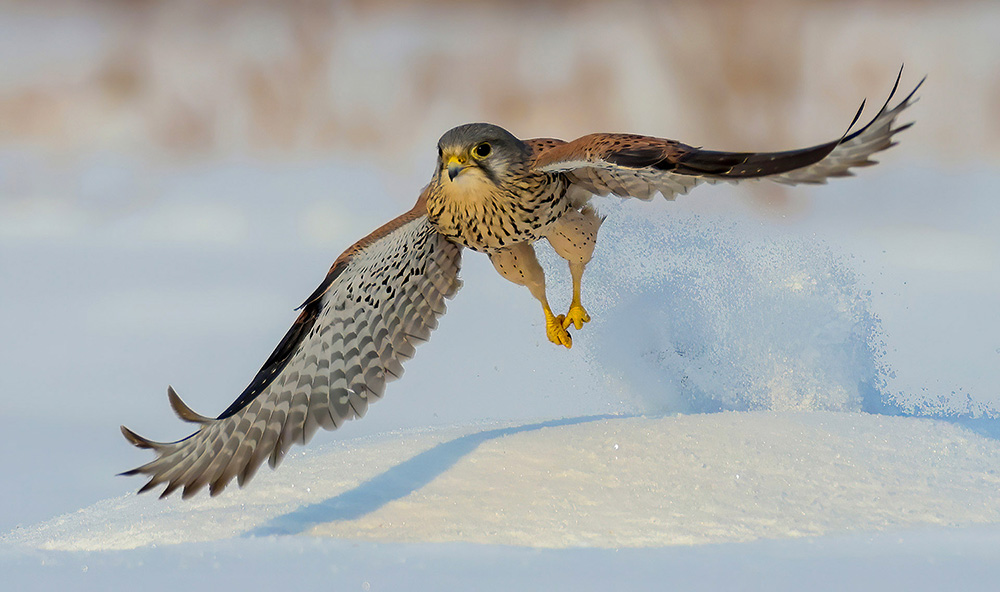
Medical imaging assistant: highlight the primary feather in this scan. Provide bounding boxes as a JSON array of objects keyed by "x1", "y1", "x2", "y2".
[{"x1": 121, "y1": 195, "x2": 462, "y2": 498}]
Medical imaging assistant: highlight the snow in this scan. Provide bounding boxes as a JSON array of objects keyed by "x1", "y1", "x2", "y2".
[
  {"x1": 8, "y1": 411, "x2": 1000, "y2": 554},
  {"x1": 5, "y1": 526, "x2": 1000, "y2": 592},
  {"x1": 3, "y1": 159, "x2": 1000, "y2": 588}
]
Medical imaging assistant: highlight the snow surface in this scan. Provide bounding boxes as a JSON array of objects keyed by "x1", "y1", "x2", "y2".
[
  {"x1": 11, "y1": 411, "x2": 1000, "y2": 553},
  {"x1": 6, "y1": 525, "x2": 1000, "y2": 592},
  {"x1": 3, "y1": 157, "x2": 1000, "y2": 589}
]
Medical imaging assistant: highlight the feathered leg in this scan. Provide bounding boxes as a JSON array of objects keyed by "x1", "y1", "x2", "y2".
[
  {"x1": 489, "y1": 242, "x2": 573, "y2": 348},
  {"x1": 545, "y1": 206, "x2": 604, "y2": 332}
]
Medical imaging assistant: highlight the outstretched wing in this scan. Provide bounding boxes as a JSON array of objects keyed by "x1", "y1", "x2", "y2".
[
  {"x1": 121, "y1": 193, "x2": 463, "y2": 499},
  {"x1": 531, "y1": 69, "x2": 923, "y2": 201}
]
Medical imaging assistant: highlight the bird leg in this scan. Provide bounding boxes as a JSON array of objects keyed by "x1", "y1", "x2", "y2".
[
  {"x1": 563, "y1": 260, "x2": 591, "y2": 330},
  {"x1": 546, "y1": 206, "x2": 603, "y2": 334},
  {"x1": 489, "y1": 242, "x2": 573, "y2": 348}
]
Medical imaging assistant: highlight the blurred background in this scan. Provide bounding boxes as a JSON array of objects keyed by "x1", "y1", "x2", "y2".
[{"x1": 1, "y1": 0, "x2": 998, "y2": 531}]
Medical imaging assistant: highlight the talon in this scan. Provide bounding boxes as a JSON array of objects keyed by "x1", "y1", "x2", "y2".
[
  {"x1": 545, "y1": 312, "x2": 573, "y2": 348},
  {"x1": 562, "y1": 303, "x2": 591, "y2": 331}
]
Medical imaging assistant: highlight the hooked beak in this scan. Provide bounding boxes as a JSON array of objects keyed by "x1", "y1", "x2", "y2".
[{"x1": 446, "y1": 156, "x2": 467, "y2": 181}]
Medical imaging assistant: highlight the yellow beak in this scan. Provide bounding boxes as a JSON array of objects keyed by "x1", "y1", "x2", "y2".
[{"x1": 447, "y1": 155, "x2": 467, "y2": 181}]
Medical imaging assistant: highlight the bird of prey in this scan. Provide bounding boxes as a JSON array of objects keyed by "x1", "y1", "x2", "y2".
[{"x1": 122, "y1": 71, "x2": 923, "y2": 498}]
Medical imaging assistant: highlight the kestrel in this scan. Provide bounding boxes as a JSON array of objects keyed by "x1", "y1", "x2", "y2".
[{"x1": 122, "y1": 71, "x2": 922, "y2": 498}]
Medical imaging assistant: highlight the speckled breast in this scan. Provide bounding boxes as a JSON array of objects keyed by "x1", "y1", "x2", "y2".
[{"x1": 426, "y1": 174, "x2": 571, "y2": 253}]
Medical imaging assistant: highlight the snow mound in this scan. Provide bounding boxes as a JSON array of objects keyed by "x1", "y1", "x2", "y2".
[{"x1": 9, "y1": 412, "x2": 1000, "y2": 551}]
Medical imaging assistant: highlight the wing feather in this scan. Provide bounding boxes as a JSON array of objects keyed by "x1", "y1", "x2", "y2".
[
  {"x1": 532, "y1": 69, "x2": 923, "y2": 200},
  {"x1": 121, "y1": 195, "x2": 463, "y2": 497}
]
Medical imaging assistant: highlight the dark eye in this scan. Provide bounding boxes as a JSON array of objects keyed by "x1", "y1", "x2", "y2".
[{"x1": 473, "y1": 142, "x2": 492, "y2": 159}]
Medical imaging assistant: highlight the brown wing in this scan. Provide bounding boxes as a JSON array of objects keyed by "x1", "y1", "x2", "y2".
[
  {"x1": 532, "y1": 70, "x2": 923, "y2": 201},
  {"x1": 121, "y1": 192, "x2": 463, "y2": 499}
]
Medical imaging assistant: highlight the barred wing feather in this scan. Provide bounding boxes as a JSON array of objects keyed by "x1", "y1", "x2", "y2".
[
  {"x1": 121, "y1": 202, "x2": 462, "y2": 498},
  {"x1": 533, "y1": 70, "x2": 923, "y2": 201}
]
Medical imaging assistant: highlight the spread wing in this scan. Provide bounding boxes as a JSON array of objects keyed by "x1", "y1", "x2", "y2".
[
  {"x1": 531, "y1": 69, "x2": 923, "y2": 201},
  {"x1": 121, "y1": 193, "x2": 463, "y2": 499}
]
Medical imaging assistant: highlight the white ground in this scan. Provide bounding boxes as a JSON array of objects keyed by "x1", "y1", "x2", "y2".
[
  {"x1": 2, "y1": 160, "x2": 999, "y2": 590},
  {"x1": 12, "y1": 411, "x2": 1000, "y2": 553}
]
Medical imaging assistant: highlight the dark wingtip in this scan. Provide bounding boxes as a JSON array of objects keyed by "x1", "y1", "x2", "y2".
[
  {"x1": 839, "y1": 68, "x2": 924, "y2": 145},
  {"x1": 121, "y1": 425, "x2": 159, "y2": 450},
  {"x1": 894, "y1": 121, "x2": 915, "y2": 135},
  {"x1": 159, "y1": 481, "x2": 181, "y2": 499},
  {"x1": 167, "y1": 386, "x2": 212, "y2": 424},
  {"x1": 181, "y1": 484, "x2": 202, "y2": 500},
  {"x1": 901, "y1": 74, "x2": 926, "y2": 107},
  {"x1": 892, "y1": 65, "x2": 927, "y2": 103},
  {"x1": 137, "y1": 480, "x2": 160, "y2": 495},
  {"x1": 842, "y1": 99, "x2": 867, "y2": 138}
]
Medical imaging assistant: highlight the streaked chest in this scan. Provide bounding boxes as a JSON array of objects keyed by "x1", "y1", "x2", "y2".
[{"x1": 426, "y1": 172, "x2": 570, "y2": 252}]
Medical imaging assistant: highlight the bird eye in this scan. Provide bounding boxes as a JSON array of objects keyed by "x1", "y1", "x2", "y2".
[{"x1": 473, "y1": 142, "x2": 492, "y2": 159}]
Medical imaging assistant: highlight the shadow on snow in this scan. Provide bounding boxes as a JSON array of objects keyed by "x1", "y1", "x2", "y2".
[
  {"x1": 249, "y1": 414, "x2": 624, "y2": 537},
  {"x1": 249, "y1": 401, "x2": 1000, "y2": 538}
]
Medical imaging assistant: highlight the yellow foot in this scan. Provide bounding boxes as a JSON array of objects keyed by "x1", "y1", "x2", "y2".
[
  {"x1": 546, "y1": 313, "x2": 573, "y2": 348},
  {"x1": 562, "y1": 303, "x2": 591, "y2": 331}
]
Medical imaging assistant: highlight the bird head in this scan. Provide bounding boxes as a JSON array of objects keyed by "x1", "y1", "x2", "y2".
[{"x1": 436, "y1": 123, "x2": 531, "y2": 188}]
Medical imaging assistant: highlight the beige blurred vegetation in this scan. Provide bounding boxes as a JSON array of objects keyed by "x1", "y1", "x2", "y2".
[{"x1": 1, "y1": 0, "x2": 998, "y2": 175}]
